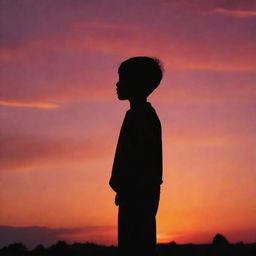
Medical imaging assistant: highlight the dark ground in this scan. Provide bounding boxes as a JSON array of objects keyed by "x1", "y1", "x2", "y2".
[{"x1": 1, "y1": 241, "x2": 256, "y2": 256}]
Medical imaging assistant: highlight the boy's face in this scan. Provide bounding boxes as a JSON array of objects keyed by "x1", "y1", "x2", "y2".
[
  {"x1": 116, "y1": 70, "x2": 133, "y2": 100},
  {"x1": 116, "y1": 68, "x2": 144, "y2": 100}
]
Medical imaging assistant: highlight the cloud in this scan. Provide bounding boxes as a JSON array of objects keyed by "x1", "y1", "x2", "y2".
[
  {"x1": 159, "y1": 0, "x2": 256, "y2": 14},
  {"x1": 1, "y1": 0, "x2": 255, "y2": 68},
  {"x1": 73, "y1": 21, "x2": 138, "y2": 31},
  {"x1": 0, "y1": 133, "x2": 111, "y2": 172},
  {"x1": 219, "y1": 8, "x2": 256, "y2": 17},
  {"x1": 0, "y1": 225, "x2": 115, "y2": 249},
  {"x1": 0, "y1": 100, "x2": 59, "y2": 109},
  {"x1": 202, "y1": 8, "x2": 256, "y2": 18},
  {"x1": 156, "y1": 70, "x2": 256, "y2": 105},
  {"x1": 1, "y1": 0, "x2": 256, "y2": 106},
  {"x1": 0, "y1": 226, "x2": 61, "y2": 249}
]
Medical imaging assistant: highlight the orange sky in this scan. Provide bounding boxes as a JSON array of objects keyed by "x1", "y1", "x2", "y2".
[{"x1": 0, "y1": 0, "x2": 256, "y2": 248}]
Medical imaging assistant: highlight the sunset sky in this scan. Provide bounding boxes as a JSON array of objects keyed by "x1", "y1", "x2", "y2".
[{"x1": 0, "y1": 0, "x2": 256, "y2": 248}]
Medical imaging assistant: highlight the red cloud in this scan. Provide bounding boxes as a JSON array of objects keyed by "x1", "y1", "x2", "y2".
[
  {"x1": 0, "y1": 100, "x2": 59, "y2": 109},
  {"x1": 0, "y1": 134, "x2": 111, "y2": 172},
  {"x1": 215, "y1": 8, "x2": 256, "y2": 17}
]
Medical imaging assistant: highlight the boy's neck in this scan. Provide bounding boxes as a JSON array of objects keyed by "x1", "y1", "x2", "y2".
[{"x1": 129, "y1": 98, "x2": 148, "y2": 110}]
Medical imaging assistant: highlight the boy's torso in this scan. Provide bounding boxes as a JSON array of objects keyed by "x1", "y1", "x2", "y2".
[{"x1": 110, "y1": 102, "x2": 163, "y2": 199}]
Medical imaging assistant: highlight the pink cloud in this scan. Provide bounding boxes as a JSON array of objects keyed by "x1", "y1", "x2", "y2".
[
  {"x1": 1, "y1": 0, "x2": 255, "y2": 107},
  {"x1": 201, "y1": 8, "x2": 256, "y2": 18}
]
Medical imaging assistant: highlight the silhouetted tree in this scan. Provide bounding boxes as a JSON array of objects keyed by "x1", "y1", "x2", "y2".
[
  {"x1": 32, "y1": 244, "x2": 45, "y2": 255},
  {"x1": 213, "y1": 233, "x2": 230, "y2": 245},
  {"x1": 48, "y1": 240, "x2": 71, "y2": 255},
  {"x1": 1, "y1": 242, "x2": 27, "y2": 255}
]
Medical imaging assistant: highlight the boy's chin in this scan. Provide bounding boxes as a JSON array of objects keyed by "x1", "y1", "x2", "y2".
[{"x1": 117, "y1": 94, "x2": 128, "y2": 100}]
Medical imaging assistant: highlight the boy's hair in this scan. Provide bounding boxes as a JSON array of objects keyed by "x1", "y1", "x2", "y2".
[{"x1": 118, "y1": 56, "x2": 163, "y2": 96}]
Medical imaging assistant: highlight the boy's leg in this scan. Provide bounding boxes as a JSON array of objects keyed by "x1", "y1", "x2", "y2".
[
  {"x1": 134, "y1": 197, "x2": 159, "y2": 255},
  {"x1": 118, "y1": 201, "x2": 133, "y2": 256},
  {"x1": 118, "y1": 195, "x2": 159, "y2": 256}
]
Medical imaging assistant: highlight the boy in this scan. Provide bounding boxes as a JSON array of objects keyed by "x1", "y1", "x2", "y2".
[{"x1": 109, "y1": 56, "x2": 163, "y2": 255}]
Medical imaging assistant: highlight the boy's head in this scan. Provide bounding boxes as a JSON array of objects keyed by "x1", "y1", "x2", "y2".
[{"x1": 116, "y1": 56, "x2": 163, "y2": 100}]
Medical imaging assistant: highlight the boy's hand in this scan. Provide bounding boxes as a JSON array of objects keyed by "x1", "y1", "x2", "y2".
[{"x1": 115, "y1": 193, "x2": 120, "y2": 206}]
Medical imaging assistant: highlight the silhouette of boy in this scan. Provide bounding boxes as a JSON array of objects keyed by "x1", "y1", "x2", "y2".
[{"x1": 109, "y1": 56, "x2": 163, "y2": 256}]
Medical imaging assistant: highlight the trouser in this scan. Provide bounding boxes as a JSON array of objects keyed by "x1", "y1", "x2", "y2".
[{"x1": 117, "y1": 190, "x2": 160, "y2": 256}]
